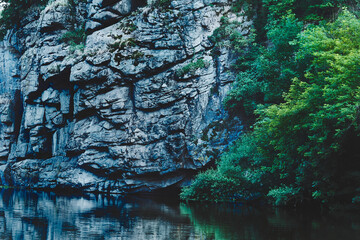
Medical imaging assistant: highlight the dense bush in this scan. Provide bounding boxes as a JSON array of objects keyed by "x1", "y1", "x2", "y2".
[
  {"x1": 181, "y1": 134, "x2": 266, "y2": 202},
  {"x1": 254, "y1": 10, "x2": 360, "y2": 204},
  {"x1": 223, "y1": 14, "x2": 303, "y2": 117},
  {"x1": 182, "y1": 0, "x2": 360, "y2": 207}
]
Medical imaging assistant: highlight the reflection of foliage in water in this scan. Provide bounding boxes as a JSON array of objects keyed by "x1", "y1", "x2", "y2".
[
  {"x1": 180, "y1": 203, "x2": 265, "y2": 240},
  {"x1": 180, "y1": 202, "x2": 360, "y2": 240},
  {"x1": 1, "y1": 189, "x2": 360, "y2": 239}
]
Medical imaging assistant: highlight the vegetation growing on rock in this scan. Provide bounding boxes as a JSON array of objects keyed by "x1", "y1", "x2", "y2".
[
  {"x1": 182, "y1": 0, "x2": 360, "y2": 207},
  {"x1": 0, "y1": 0, "x2": 47, "y2": 39},
  {"x1": 151, "y1": 0, "x2": 172, "y2": 9},
  {"x1": 59, "y1": 25, "x2": 86, "y2": 51},
  {"x1": 176, "y1": 59, "x2": 210, "y2": 78},
  {"x1": 0, "y1": 0, "x2": 238, "y2": 193}
]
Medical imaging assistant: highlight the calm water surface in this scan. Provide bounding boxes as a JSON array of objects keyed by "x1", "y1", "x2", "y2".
[{"x1": 0, "y1": 189, "x2": 359, "y2": 240}]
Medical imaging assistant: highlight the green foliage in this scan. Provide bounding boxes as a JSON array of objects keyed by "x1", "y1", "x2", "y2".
[
  {"x1": 151, "y1": 0, "x2": 172, "y2": 9},
  {"x1": 0, "y1": 0, "x2": 48, "y2": 39},
  {"x1": 176, "y1": 59, "x2": 210, "y2": 78},
  {"x1": 209, "y1": 16, "x2": 258, "y2": 72},
  {"x1": 259, "y1": 15, "x2": 303, "y2": 102},
  {"x1": 114, "y1": 50, "x2": 144, "y2": 64},
  {"x1": 232, "y1": 0, "x2": 261, "y2": 17},
  {"x1": 223, "y1": 14, "x2": 303, "y2": 117},
  {"x1": 59, "y1": 27, "x2": 86, "y2": 46},
  {"x1": 209, "y1": 16, "x2": 255, "y2": 54},
  {"x1": 352, "y1": 196, "x2": 360, "y2": 204},
  {"x1": 119, "y1": 20, "x2": 137, "y2": 34},
  {"x1": 109, "y1": 37, "x2": 145, "y2": 64},
  {"x1": 0, "y1": 0, "x2": 88, "y2": 39},
  {"x1": 180, "y1": 170, "x2": 242, "y2": 202},
  {"x1": 182, "y1": 6, "x2": 360, "y2": 206},
  {"x1": 267, "y1": 185, "x2": 300, "y2": 206},
  {"x1": 254, "y1": 10, "x2": 360, "y2": 204},
  {"x1": 108, "y1": 37, "x2": 137, "y2": 53},
  {"x1": 263, "y1": 0, "x2": 355, "y2": 21},
  {"x1": 180, "y1": 134, "x2": 265, "y2": 202}
]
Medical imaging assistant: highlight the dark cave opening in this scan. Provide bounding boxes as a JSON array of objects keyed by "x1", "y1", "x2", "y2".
[
  {"x1": 131, "y1": 0, "x2": 147, "y2": 11},
  {"x1": 13, "y1": 90, "x2": 23, "y2": 141}
]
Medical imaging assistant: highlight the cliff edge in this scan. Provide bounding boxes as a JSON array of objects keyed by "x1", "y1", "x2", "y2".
[{"x1": 0, "y1": 0, "x2": 249, "y2": 193}]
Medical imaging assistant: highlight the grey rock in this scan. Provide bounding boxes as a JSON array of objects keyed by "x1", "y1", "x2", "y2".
[
  {"x1": 111, "y1": 0, "x2": 132, "y2": 15},
  {"x1": 0, "y1": 0, "x2": 249, "y2": 193},
  {"x1": 91, "y1": 10, "x2": 120, "y2": 23},
  {"x1": 24, "y1": 104, "x2": 45, "y2": 129},
  {"x1": 39, "y1": 1, "x2": 72, "y2": 33}
]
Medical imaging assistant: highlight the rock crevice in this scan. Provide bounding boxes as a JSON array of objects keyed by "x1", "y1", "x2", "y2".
[{"x1": 0, "y1": 0, "x2": 249, "y2": 193}]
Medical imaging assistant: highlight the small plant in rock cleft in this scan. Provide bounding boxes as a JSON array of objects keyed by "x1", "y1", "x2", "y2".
[
  {"x1": 176, "y1": 59, "x2": 210, "y2": 78},
  {"x1": 151, "y1": 0, "x2": 172, "y2": 10},
  {"x1": 59, "y1": 25, "x2": 86, "y2": 51}
]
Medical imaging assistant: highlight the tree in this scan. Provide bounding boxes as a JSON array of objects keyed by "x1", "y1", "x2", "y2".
[{"x1": 255, "y1": 9, "x2": 360, "y2": 203}]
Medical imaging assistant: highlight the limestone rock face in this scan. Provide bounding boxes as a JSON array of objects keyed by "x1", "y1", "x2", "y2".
[{"x1": 0, "y1": 0, "x2": 248, "y2": 193}]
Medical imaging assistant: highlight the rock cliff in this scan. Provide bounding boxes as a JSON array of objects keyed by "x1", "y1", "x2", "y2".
[{"x1": 0, "y1": 0, "x2": 249, "y2": 193}]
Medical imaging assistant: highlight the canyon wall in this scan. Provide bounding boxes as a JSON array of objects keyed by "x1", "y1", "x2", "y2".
[{"x1": 0, "y1": 0, "x2": 249, "y2": 193}]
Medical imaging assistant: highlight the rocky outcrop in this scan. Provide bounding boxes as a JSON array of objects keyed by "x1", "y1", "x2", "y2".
[{"x1": 0, "y1": 0, "x2": 249, "y2": 193}]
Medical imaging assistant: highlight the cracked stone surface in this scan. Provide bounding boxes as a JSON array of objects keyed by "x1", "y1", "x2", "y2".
[{"x1": 0, "y1": 0, "x2": 248, "y2": 193}]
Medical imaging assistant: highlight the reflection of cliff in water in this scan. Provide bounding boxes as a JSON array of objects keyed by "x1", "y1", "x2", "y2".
[
  {"x1": 0, "y1": 189, "x2": 197, "y2": 239},
  {"x1": 1, "y1": 189, "x2": 360, "y2": 240}
]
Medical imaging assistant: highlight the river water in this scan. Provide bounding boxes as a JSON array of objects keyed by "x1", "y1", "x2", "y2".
[{"x1": 0, "y1": 189, "x2": 359, "y2": 240}]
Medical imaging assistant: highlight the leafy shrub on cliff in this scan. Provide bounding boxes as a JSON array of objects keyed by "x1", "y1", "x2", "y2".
[
  {"x1": 0, "y1": 0, "x2": 87, "y2": 39},
  {"x1": 151, "y1": 0, "x2": 172, "y2": 9},
  {"x1": 181, "y1": 134, "x2": 266, "y2": 202},
  {"x1": 0, "y1": 0, "x2": 47, "y2": 39},
  {"x1": 59, "y1": 26, "x2": 86, "y2": 51},
  {"x1": 182, "y1": 8, "x2": 360, "y2": 206},
  {"x1": 222, "y1": 14, "x2": 303, "y2": 117},
  {"x1": 263, "y1": 0, "x2": 357, "y2": 21},
  {"x1": 209, "y1": 12, "x2": 303, "y2": 118},
  {"x1": 176, "y1": 59, "x2": 210, "y2": 78}
]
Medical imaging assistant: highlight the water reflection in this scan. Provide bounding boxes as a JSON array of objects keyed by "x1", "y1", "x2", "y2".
[
  {"x1": 181, "y1": 203, "x2": 360, "y2": 240},
  {"x1": 0, "y1": 189, "x2": 359, "y2": 240},
  {"x1": 0, "y1": 189, "x2": 197, "y2": 240}
]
